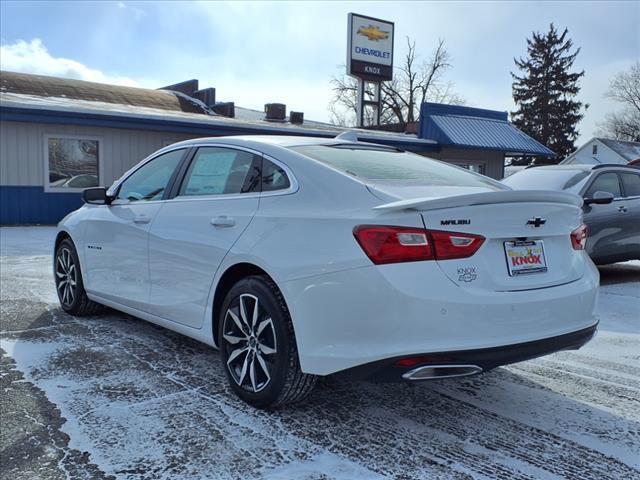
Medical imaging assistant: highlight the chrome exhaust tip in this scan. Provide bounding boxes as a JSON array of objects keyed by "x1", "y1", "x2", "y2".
[{"x1": 402, "y1": 364, "x2": 483, "y2": 381}]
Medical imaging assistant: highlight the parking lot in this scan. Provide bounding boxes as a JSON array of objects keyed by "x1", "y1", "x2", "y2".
[{"x1": 1, "y1": 226, "x2": 639, "y2": 480}]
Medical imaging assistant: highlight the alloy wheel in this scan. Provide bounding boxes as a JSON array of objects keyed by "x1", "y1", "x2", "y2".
[
  {"x1": 55, "y1": 247, "x2": 77, "y2": 306},
  {"x1": 222, "y1": 293, "x2": 278, "y2": 393}
]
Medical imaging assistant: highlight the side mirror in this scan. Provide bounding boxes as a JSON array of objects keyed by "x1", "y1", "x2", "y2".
[
  {"x1": 82, "y1": 187, "x2": 111, "y2": 205},
  {"x1": 584, "y1": 190, "x2": 614, "y2": 206}
]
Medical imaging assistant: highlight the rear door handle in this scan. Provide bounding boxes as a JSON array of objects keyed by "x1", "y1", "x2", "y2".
[
  {"x1": 617, "y1": 206, "x2": 628, "y2": 213},
  {"x1": 211, "y1": 216, "x2": 236, "y2": 228},
  {"x1": 133, "y1": 215, "x2": 151, "y2": 224}
]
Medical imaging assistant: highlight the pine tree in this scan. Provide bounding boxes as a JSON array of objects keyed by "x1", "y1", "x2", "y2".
[{"x1": 511, "y1": 24, "x2": 585, "y2": 162}]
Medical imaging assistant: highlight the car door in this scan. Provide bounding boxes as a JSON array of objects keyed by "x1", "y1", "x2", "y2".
[
  {"x1": 147, "y1": 146, "x2": 263, "y2": 328},
  {"x1": 581, "y1": 171, "x2": 624, "y2": 261},
  {"x1": 83, "y1": 148, "x2": 187, "y2": 310},
  {"x1": 618, "y1": 171, "x2": 640, "y2": 258}
]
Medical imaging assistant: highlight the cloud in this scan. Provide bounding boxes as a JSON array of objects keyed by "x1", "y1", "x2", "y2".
[
  {"x1": 116, "y1": 1, "x2": 145, "y2": 20},
  {"x1": 0, "y1": 38, "x2": 139, "y2": 86}
]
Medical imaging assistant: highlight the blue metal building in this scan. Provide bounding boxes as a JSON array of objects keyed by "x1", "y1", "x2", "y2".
[{"x1": 417, "y1": 102, "x2": 555, "y2": 179}]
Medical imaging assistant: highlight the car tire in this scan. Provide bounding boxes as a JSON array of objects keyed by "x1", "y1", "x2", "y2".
[
  {"x1": 55, "y1": 238, "x2": 103, "y2": 316},
  {"x1": 218, "y1": 275, "x2": 317, "y2": 408}
]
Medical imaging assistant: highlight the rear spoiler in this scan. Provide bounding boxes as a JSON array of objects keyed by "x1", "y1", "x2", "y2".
[{"x1": 373, "y1": 190, "x2": 583, "y2": 212}]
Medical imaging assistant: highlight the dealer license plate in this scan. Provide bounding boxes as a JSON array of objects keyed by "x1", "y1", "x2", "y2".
[{"x1": 504, "y1": 240, "x2": 548, "y2": 276}]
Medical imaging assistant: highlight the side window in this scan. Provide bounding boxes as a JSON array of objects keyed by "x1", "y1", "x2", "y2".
[
  {"x1": 261, "y1": 158, "x2": 291, "y2": 192},
  {"x1": 620, "y1": 173, "x2": 640, "y2": 197},
  {"x1": 585, "y1": 173, "x2": 621, "y2": 198},
  {"x1": 180, "y1": 147, "x2": 259, "y2": 196},
  {"x1": 117, "y1": 149, "x2": 184, "y2": 202}
]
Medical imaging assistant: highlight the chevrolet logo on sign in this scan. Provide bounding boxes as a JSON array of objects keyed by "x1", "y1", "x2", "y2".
[{"x1": 357, "y1": 25, "x2": 390, "y2": 41}]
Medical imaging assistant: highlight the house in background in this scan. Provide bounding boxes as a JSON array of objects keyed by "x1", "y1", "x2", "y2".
[{"x1": 561, "y1": 137, "x2": 640, "y2": 165}]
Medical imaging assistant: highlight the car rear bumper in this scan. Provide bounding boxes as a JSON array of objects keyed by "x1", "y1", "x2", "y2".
[
  {"x1": 281, "y1": 258, "x2": 599, "y2": 376},
  {"x1": 332, "y1": 323, "x2": 598, "y2": 381}
]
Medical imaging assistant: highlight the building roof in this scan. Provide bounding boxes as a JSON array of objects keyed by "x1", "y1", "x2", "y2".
[
  {"x1": 419, "y1": 103, "x2": 555, "y2": 157},
  {"x1": 598, "y1": 138, "x2": 640, "y2": 162},
  {"x1": 0, "y1": 70, "x2": 209, "y2": 114},
  {"x1": 233, "y1": 106, "x2": 331, "y2": 128},
  {"x1": 0, "y1": 91, "x2": 437, "y2": 152}
]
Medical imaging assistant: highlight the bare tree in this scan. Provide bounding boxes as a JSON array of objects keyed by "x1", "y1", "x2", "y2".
[
  {"x1": 597, "y1": 61, "x2": 640, "y2": 142},
  {"x1": 329, "y1": 38, "x2": 464, "y2": 127}
]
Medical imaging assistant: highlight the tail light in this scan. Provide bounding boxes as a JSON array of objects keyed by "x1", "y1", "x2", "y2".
[
  {"x1": 570, "y1": 224, "x2": 588, "y2": 250},
  {"x1": 353, "y1": 226, "x2": 432, "y2": 264},
  {"x1": 353, "y1": 225, "x2": 485, "y2": 265},
  {"x1": 428, "y1": 230, "x2": 485, "y2": 260}
]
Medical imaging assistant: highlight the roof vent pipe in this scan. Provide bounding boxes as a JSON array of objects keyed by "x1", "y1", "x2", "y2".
[
  {"x1": 193, "y1": 88, "x2": 216, "y2": 107},
  {"x1": 212, "y1": 102, "x2": 235, "y2": 118},
  {"x1": 265, "y1": 103, "x2": 286, "y2": 121},
  {"x1": 290, "y1": 111, "x2": 304, "y2": 124}
]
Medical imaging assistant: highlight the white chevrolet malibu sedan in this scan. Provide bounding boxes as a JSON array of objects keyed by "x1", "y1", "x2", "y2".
[{"x1": 54, "y1": 135, "x2": 599, "y2": 408}]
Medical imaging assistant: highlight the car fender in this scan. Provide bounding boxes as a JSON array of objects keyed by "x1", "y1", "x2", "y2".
[
  {"x1": 202, "y1": 251, "x2": 282, "y2": 348},
  {"x1": 54, "y1": 207, "x2": 92, "y2": 280}
]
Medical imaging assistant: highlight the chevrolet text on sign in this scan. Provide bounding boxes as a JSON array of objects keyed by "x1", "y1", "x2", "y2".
[{"x1": 347, "y1": 13, "x2": 394, "y2": 81}]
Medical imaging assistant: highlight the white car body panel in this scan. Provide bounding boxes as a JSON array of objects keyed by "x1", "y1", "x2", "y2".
[
  {"x1": 282, "y1": 261, "x2": 598, "y2": 375},
  {"x1": 56, "y1": 135, "x2": 600, "y2": 378},
  {"x1": 421, "y1": 202, "x2": 585, "y2": 291},
  {"x1": 83, "y1": 201, "x2": 163, "y2": 310},
  {"x1": 147, "y1": 194, "x2": 259, "y2": 328}
]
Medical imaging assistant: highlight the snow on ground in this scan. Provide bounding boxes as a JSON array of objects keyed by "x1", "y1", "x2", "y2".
[{"x1": 1, "y1": 226, "x2": 638, "y2": 479}]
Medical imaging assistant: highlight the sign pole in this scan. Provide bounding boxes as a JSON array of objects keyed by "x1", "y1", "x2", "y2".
[{"x1": 356, "y1": 78, "x2": 364, "y2": 127}]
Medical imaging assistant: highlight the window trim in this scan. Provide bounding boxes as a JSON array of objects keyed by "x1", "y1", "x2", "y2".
[
  {"x1": 43, "y1": 134, "x2": 103, "y2": 193},
  {"x1": 169, "y1": 144, "x2": 298, "y2": 202}
]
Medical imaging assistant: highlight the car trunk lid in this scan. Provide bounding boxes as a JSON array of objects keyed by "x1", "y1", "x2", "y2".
[{"x1": 373, "y1": 190, "x2": 585, "y2": 292}]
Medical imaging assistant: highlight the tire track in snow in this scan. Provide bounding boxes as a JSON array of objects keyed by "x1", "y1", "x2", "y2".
[
  {"x1": 510, "y1": 362, "x2": 640, "y2": 421},
  {"x1": 311, "y1": 379, "x2": 639, "y2": 480}
]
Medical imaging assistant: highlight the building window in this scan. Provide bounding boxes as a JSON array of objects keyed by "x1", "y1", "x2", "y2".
[
  {"x1": 46, "y1": 136, "x2": 99, "y2": 190},
  {"x1": 455, "y1": 163, "x2": 486, "y2": 175},
  {"x1": 592, "y1": 144, "x2": 598, "y2": 155}
]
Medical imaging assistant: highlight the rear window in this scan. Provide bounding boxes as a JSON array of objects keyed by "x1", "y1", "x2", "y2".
[
  {"x1": 502, "y1": 168, "x2": 590, "y2": 191},
  {"x1": 291, "y1": 144, "x2": 505, "y2": 189}
]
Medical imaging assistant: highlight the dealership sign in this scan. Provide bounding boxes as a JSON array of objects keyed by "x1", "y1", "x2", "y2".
[{"x1": 347, "y1": 13, "x2": 394, "y2": 81}]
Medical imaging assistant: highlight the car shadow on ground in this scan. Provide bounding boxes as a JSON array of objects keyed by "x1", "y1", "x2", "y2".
[
  {"x1": 3, "y1": 304, "x2": 639, "y2": 479},
  {"x1": 598, "y1": 261, "x2": 640, "y2": 285}
]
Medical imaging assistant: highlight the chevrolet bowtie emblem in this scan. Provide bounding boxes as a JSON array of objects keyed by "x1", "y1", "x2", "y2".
[
  {"x1": 526, "y1": 217, "x2": 546, "y2": 228},
  {"x1": 357, "y1": 25, "x2": 390, "y2": 41}
]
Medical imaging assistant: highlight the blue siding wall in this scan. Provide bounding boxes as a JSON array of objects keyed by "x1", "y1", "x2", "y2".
[{"x1": 0, "y1": 186, "x2": 83, "y2": 225}]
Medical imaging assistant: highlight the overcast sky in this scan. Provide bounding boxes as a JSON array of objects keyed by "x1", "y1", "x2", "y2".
[{"x1": 1, "y1": 1, "x2": 638, "y2": 142}]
